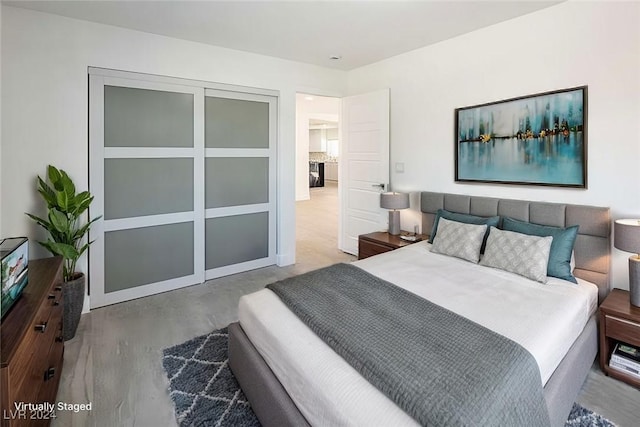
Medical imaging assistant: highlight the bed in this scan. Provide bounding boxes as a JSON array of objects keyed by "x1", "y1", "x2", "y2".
[{"x1": 229, "y1": 192, "x2": 611, "y2": 427}]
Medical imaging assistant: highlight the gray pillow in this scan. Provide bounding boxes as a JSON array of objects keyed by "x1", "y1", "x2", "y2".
[
  {"x1": 431, "y1": 218, "x2": 487, "y2": 263},
  {"x1": 480, "y1": 227, "x2": 553, "y2": 283}
]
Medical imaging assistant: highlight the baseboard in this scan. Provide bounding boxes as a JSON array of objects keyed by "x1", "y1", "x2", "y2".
[{"x1": 277, "y1": 253, "x2": 295, "y2": 266}]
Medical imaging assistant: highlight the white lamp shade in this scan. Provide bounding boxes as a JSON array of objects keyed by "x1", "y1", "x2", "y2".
[
  {"x1": 380, "y1": 192, "x2": 409, "y2": 210},
  {"x1": 614, "y1": 219, "x2": 640, "y2": 254}
]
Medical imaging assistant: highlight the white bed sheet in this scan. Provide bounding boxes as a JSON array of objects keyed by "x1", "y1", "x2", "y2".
[{"x1": 238, "y1": 241, "x2": 598, "y2": 427}]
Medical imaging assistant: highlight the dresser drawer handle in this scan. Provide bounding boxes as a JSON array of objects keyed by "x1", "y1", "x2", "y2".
[
  {"x1": 54, "y1": 286, "x2": 62, "y2": 292},
  {"x1": 56, "y1": 335, "x2": 64, "y2": 343},
  {"x1": 607, "y1": 315, "x2": 640, "y2": 327},
  {"x1": 53, "y1": 300, "x2": 60, "y2": 306},
  {"x1": 48, "y1": 294, "x2": 55, "y2": 299},
  {"x1": 44, "y1": 367, "x2": 56, "y2": 381},
  {"x1": 34, "y1": 322, "x2": 48, "y2": 333}
]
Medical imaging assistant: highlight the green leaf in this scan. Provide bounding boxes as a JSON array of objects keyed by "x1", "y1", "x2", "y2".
[
  {"x1": 75, "y1": 191, "x2": 91, "y2": 201},
  {"x1": 48, "y1": 209, "x2": 69, "y2": 234},
  {"x1": 70, "y1": 192, "x2": 92, "y2": 217},
  {"x1": 39, "y1": 240, "x2": 63, "y2": 257},
  {"x1": 60, "y1": 170, "x2": 76, "y2": 198},
  {"x1": 73, "y1": 216, "x2": 101, "y2": 241},
  {"x1": 48, "y1": 242, "x2": 80, "y2": 261},
  {"x1": 55, "y1": 187, "x2": 70, "y2": 211},
  {"x1": 48, "y1": 165, "x2": 64, "y2": 191},
  {"x1": 25, "y1": 213, "x2": 52, "y2": 231},
  {"x1": 77, "y1": 242, "x2": 91, "y2": 257},
  {"x1": 37, "y1": 176, "x2": 57, "y2": 208}
]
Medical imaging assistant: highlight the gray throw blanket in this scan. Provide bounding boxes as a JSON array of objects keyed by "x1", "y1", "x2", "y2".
[{"x1": 267, "y1": 263, "x2": 551, "y2": 427}]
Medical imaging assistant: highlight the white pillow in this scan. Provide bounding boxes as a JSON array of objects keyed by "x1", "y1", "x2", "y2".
[
  {"x1": 430, "y1": 217, "x2": 487, "y2": 263},
  {"x1": 480, "y1": 227, "x2": 553, "y2": 283}
]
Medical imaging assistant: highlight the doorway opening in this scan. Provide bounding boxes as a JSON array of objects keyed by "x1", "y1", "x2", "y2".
[{"x1": 295, "y1": 93, "x2": 353, "y2": 269}]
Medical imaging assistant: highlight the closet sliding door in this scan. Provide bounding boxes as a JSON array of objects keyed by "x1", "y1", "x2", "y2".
[
  {"x1": 89, "y1": 75, "x2": 205, "y2": 308},
  {"x1": 89, "y1": 70, "x2": 276, "y2": 308},
  {"x1": 204, "y1": 90, "x2": 276, "y2": 279}
]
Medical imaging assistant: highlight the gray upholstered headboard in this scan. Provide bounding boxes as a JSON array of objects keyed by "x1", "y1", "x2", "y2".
[{"x1": 420, "y1": 192, "x2": 611, "y2": 302}]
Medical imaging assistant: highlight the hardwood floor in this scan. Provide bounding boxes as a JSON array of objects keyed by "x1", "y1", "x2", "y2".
[
  {"x1": 577, "y1": 365, "x2": 639, "y2": 426},
  {"x1": 53, "y1": 180, "x2": 354, "y2": 427},
  {"x1": 54, "y1": 182, "x2": 638, "y2": 426},
  {"x1": 295, "y1": 181, "x2": 354, "y2": 271}
]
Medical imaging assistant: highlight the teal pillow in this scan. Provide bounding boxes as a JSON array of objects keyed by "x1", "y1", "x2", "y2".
[
  {"x1": 429, "y1": 209, "x2": 500, "y2": 252},
  {"x1": 501, "y1": 217, "x2": 579, "y2": 283}
]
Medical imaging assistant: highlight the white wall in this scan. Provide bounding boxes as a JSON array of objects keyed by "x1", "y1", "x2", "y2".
[
  {"x1": 4, "y1": 2, "x2": 639, "y2": 292},
  {"x1": 347, "y1": 1, "x2": 640, "y2": 289},
  {"x1": 295, "y1": 93, "x2": 340, "y2": 200},
  {"x1": 1, "y1": 6, "x2": 346, "y2": 287}
]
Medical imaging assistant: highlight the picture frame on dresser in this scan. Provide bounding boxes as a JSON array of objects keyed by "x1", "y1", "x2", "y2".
[{"x1": 455, "y1": 85, "x2": 587, "y2": 188}]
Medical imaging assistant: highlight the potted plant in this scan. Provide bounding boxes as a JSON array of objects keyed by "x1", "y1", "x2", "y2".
[{"x1": 26, "y1": 165, "x2": 100, "y2": 340}]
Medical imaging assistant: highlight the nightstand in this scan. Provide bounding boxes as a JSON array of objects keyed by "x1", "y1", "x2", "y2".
[
  {"x1": 358, "y1": 231, "x2": 428, "y2": 260},
  {"x1": 599, "y1": 288, "x2": 640, "y2": 388}
]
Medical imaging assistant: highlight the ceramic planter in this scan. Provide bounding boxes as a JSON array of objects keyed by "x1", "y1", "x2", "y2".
[{"x1": 63, "y1": 273, "x2": 85, "y2": 341}]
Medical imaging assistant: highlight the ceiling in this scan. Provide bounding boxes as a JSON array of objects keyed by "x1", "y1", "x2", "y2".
[{"x1": 5, "y1": 0, "x2": 563, "y2": 70}]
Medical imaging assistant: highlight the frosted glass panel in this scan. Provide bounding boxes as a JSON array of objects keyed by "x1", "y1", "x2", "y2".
[
  {"x1": 205, "y1": 97, "x2": 268, "y2": 148},
  {"x1": 206, "y1": 213, "x2": 268, "y2": 269},
  {"x1": 105, "y1": 86, "x2": 193, "y2": 147},
  {"x1": 105, "y1": 222, "x2": 194, "y2": 293},
  {"x1": 105, "y1": 158, "x2": 193, "y2": 219},
  {"x1": 205, "y1": 158, "x2": 268, "y2": 208}
]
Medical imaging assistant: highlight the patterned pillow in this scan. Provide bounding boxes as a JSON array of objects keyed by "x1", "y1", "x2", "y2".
[
  {"x1": 431, "y1": 218, "x2": 487, "y2": 263},
  {"x1": 480, "y1": 227, "x2": 553, "y2": 283},
  {"x1": 501, "y1": 217, "x2": 579, "y2": 283},
  {"x1": 428, "y1": 209, "x2": 500, "y2": 252}
]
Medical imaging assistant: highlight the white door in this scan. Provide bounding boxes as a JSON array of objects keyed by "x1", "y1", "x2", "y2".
[{"x1": 339, "y1": 89, "x2": 390, "y2": 255}]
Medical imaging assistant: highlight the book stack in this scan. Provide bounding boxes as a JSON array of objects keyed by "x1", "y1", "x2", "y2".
[{"x1": 609, "y1": 342, "x2": 640, "y2": 379}]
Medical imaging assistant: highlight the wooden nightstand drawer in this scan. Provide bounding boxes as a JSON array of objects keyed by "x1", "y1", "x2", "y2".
[
  {"x1": 605, "y1": 315, "x2": 640, "y2": 347},
  {"x1": 359, "y1": 240, "x2": 393, "y2": 259},
  {"x1": 358, "y1": 231, "x2": 428, "y2": 260}
]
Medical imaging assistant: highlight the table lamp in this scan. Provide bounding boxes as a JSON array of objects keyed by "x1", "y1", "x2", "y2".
[
  {"x1": 614, "y1": 219, "x2": 640, "y2": 307},
  {"x1": 380, "y1": 192, "x2": 409, "y2": 236}
]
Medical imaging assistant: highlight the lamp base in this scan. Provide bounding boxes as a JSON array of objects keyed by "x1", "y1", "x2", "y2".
[
  {"x1": 630, "y1": 256, "x2": 640, "y2": 307},
  {"x1": 388, "y1": 211, "x2": 401, "y2": 236}
]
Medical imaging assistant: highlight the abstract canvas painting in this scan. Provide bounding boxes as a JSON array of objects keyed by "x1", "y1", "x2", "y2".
[{"x1": 455, "y1": 86, "x2": 587, "y2": 188}]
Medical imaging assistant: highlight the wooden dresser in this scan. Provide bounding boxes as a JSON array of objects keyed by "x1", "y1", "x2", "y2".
[{"x1": 1, "y1": 257, "x2": 64, "y2": 426}]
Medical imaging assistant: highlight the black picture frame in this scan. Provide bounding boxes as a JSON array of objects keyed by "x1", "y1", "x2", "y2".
[{"x1": 454, "y1": 86, "x2": 587, "y2": 188}]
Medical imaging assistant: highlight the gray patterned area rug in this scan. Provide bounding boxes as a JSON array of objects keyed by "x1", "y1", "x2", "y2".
[{"x1": 162, "y1": 327, "x2": 616, "y2": 427}]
